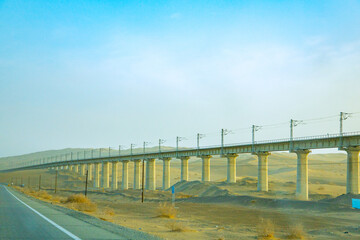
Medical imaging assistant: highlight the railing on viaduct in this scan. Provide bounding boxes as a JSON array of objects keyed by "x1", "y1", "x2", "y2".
[{"x1": 5, "y1": 131, "x2": 360, "y2": 171}]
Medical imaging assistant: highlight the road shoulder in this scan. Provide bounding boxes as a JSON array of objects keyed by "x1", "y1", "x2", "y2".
[{"x1": 7, "y1": 186, "x2": 161, "y2": 240}]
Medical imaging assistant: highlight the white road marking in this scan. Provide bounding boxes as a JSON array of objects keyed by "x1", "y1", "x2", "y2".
[{"x1": 3, "y1": 186, "x2": 81, "y2": 240}]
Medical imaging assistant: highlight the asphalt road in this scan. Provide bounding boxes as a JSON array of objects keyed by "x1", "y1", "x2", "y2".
[{"x1": 0, "y1": 185, "x2": 159, "y2": 240}]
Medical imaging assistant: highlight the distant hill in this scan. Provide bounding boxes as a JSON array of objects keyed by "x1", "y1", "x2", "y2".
[{"x1": 0, "y1": 146, "x2": 176, "y2": 170}]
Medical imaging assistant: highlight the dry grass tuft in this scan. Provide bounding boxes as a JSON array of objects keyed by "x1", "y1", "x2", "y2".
[
  {"x1": 166, "y1": 221, "x2": 191, "y2": 232},
  {"x1": 51, "y1": 196, "x2": 63, "y2": 203},
  {"x1": 177, "y1": 194, "x2": 193, "y2": 199},
  {"x1": 34, "y1": 190, "x2": 52, "y2": 200},
  {"x1": 257, "y1": 218, "x2": 276, "y2": 240},
  {"x1": 157, "y1": 202, "x2": 177, "y2": 219},
  {"x1": 63, "y1": 194, "x2": 89, "y2": 203},
  {"x1": 286, "y1": 225, "x2": 307, "y2": 239},
  {"x1": 14, "y1": 186, "x2": 52, "y2": 201},
  {"x1": 62, "y1": 194, "x2": 97, "y2": 212}
]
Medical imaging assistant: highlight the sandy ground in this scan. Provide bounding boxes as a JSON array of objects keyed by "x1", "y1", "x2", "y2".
[{"x1": 1, "y1": 152, "x2": 360, "y2": 239}]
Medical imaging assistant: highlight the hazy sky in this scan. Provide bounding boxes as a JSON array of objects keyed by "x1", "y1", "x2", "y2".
[{"x1": 1, "y1": 0, "x2": 360, "y2": 157}]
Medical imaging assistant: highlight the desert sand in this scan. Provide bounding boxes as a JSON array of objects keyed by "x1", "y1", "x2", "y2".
[{"x1": 1, "y1": 152, "x2": 359, "y2": 239}]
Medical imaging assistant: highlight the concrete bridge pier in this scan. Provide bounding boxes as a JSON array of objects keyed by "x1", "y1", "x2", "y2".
[
  {"x1": 133, "y1": 160, "x2": 141, "y2": 190},
  {"x1": 180, "y1": 157, "x2": 190, "y2": 181},
  {"x1": 80, "y1": 164, "x2": 86, "y2": 176},
  {"x1": 295, "y1": 149, "x2": 311, "y2": 200},
  {"x1": 225, "y1": 154, "x2": 238, "y2": 183},
  {"x1": 102, "y1": 162, "x2": 109, "y2": 189},
  {"x1": 111, "y1": 161, "x2": 118, "y2": 190},
  {"x1": 345, "y1": 146, "x2": 360, "y2": 194},
  {"x1": 201, "y1": 155, "x2": 212, "y2": 182},
  {"x1": 74, "y1": 165, "x2": 79, "y2": 173},
  {"x1": 94, "y1": 163, "x2": 101, "y2": 188},
  {"x1": 145, "y1": 160, "x2": 149, "y2": 190},
  {"x1": 147, "y1": 159, "x2": 156, "y2": 190},
  {"x1": 162, "y1": 158, "x2": 171, "y2": 190},
  {"x1": 122, "y1": 161, "x2": 129, "y2": 190},
  {"x1": 256, "y1": 152, "x2": 271, "y2": 191},
  {"x1": 87, "y1": 163, "x2": 93, "y2": 180}
]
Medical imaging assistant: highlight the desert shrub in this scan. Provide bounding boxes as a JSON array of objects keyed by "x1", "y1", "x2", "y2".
[
  {"x1": 157, "y1": 202, "x2": 177, "y2": 219},
  {"x1": 35, "y1": 190, "x2": 52, "y2": 200},
  {"x1": 166, "y1": 221, "x2": 189, "y2": 232},
  {"x1": 286, "y1": 225, "x2": 306, "y2": 239},
  {"x1": 73, "y1": 202, "x2": 97, "y2": 212},
  {"x1": 63, "y1": 194, "x2": 89, "y2": 203},
  {"x1": 51, "y1": 196, "x2": 62, "y2": 203},
  {"x1": 257, "y1": 218, "x2": 275, "y2": 240},
  {"x1": 62, "y1": 194, "x2": 97, "y2": 212}
]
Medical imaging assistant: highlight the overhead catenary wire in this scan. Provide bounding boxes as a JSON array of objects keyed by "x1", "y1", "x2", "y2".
[{"x1": 17, "y1": 111, "x2": 360, "y2": 168}]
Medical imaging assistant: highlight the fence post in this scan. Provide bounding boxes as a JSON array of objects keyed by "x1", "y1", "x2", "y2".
[
  {"x1": 39, "y1": 175, "x2": 41, "y2": 191},
  {"x1": 55, "y1": 170, "x2": 58, "y2": 194},
  {"x1": 85, "y1": 170, "x2": 88, "y2": 197}
]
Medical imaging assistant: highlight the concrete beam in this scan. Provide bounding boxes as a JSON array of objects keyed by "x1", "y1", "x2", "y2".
[
  {"x1": 74, "y1": 165, "x2": 79, "y2": 173},
  {"x1": 87, "y1": 163, "x2": 93, "y2": 180},
  {"x1": 102, "y1": 162, "x2": 109, "y2": 189},
  {"x1": 145, "y1": 160, "x2": 149, "y2": 190},
  {"x1": 94, "y1": 163, "x2": 101, "y2": 188},
  {"x1": 133, "y1": 160, "x2": 141, "y2": 190},
  {"x1": 225, "y1": 154, "x2": 238, "y2": 183},
  {"x1": 147, "y1": 159, "x2": 156, "y2": 190},
  {"x1": 255, "y1": 152, "x2": 271, "y2": 191},
  {"x1": 295, "y1": 149, "x2": 311, "y2": 200},
  {"x1": 201, "y1": 155, "x2": 212, "y2": 182},
  {"x1": 122, "y1": 161, "x2": 129, "y2": 190},
  {"x1": 180, "y1": 156, "x2": 190, "y2": 181},
  {"x1": 111, "y1": 161, "x2": 118, "y2": 190},
  {"x1": 344, "y1": 146, "x2": 360, "y2": 194},
  {"x1": 162, "y1": 158, "x2": 171, "y2": 190},
  {"x1": 80, "y1": 164, "x2": 86, "y2": 176}
]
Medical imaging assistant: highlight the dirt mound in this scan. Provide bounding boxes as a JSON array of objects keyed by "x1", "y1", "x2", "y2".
[
  {"x1": 320, "y1": 193, "x2": 360, "y2": 207},
  {"x1": 171, "y1": 181, "x2": 229, "y2": 197},
  {"x1": 181, "y1": 194, "x2": 359, "y2": 212},
  {"x1": 236, "y1": 177, "x2": 257, "y2": 186}
]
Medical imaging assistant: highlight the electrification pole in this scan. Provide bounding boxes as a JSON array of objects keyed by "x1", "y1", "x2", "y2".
[
  {"x1": 290, "y1": 119, "x2": 303, "y2": 152},
  {"x1": 197, "y1": 133, "x2": 205, "y2": 156},
  {"x1": 176, "y1": 136, "x2": 186, "y2": 158},
  {"x1": 130, "y1": 144, "x2": 136, "y2": 161},
  {"x1": 221, "y1": 129, "x2": 232, "y2": 156},
  {"x1": 339, "y1": 112, "x2": 351, "y2": 148},
  {"x1": 252, "y1": 125, "x2": 261, "y2": 153}
]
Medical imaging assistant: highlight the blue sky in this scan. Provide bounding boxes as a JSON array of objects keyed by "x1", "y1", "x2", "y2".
[{"x1": 1, "y1": 0, "x2": 360, "y2": 157}]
